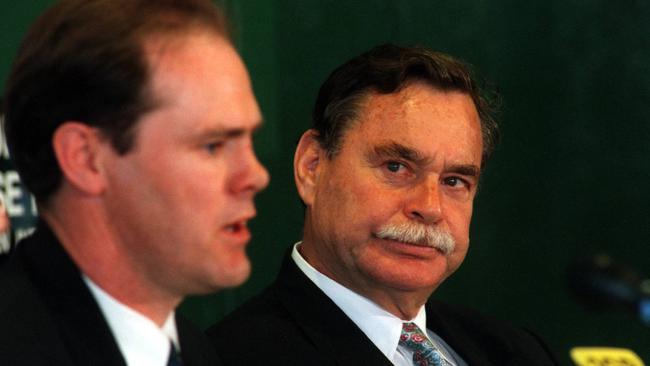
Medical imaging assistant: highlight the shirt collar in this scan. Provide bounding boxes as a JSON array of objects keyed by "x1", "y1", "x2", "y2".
[
  {"x1": 84, "y1": 276, "x2": 179, "y2": 366},
  {"x1": 292, "y1": 242, "x2": 428, "y2": 361}
]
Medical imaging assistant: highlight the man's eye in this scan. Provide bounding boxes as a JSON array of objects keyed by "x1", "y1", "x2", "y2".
[
  {"x1": 443, "y1": 176, "x2": 467, "y2": 188},
  {"x1": 204, "y1": 141, "x2": 224, "y2": 154},
  {"x1": 386, "y1": 161, "x2": 405, "y2": 173}
]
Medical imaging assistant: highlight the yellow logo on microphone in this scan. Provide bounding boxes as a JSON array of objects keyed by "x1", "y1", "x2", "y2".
[{"x1": 571, "y1": 347, "x2": 645, "y2": 366}]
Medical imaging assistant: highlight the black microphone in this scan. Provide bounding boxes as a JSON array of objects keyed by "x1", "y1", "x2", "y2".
[{"x1": 567, "y1": 253, "x2": 650, "y2": 326}]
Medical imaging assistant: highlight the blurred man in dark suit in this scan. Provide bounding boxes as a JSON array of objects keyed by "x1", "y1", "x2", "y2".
[
  {"x1": 208, "y1": 44, "x2": 558, "y2": 365},
  {"x1": 0, "y1": 0, "x2": 268, "y2": 364}
]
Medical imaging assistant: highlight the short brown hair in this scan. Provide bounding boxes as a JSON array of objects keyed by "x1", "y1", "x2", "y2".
[
  {"x1": 312, "y1": 43, "x2": 499, "y2": 166},
  {"x1": 3, "y1": 0, "x2": 228, "y2": 205}
]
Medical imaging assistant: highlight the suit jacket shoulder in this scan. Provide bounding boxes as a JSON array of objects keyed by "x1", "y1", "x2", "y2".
[
  {"x1": 208, "y1": 250, "x2": 558, "y2": 365},
  {"x1": 0, "y1": 222, "x2": 126, "y2": 365},
  {"x1": 425, "y1": 300, "x2": 559, "y2": 365},
  {"x1": 0, "y1": 245, "x2": 70, "y2": 365}
]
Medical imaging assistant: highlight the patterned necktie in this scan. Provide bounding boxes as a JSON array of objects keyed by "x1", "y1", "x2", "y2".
[
  {"x1": 399, "y1": 322, "x2": 445, "y2": 366},
  {"x1": 167, "y1": 342, "x2": 183, "y2": 366}
]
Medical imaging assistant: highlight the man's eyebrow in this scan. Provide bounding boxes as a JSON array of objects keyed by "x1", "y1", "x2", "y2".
[
  {"x1": 196, "y1": 120, "x2": 264, "y2": 140},
  {"x1": 192, "y1": 129, "x2": 241, "y2": 142},
  {"x1": 367, "y1": 141, "x2": 432, "y2": 165},
  {"x1": 448, "y1": 164, "x2": 481, "y2": 178}
]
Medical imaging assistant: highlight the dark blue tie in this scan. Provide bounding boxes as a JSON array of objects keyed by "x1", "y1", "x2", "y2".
[{"x1": 167, "y1": 342, "x2": 183, "y2": 366}]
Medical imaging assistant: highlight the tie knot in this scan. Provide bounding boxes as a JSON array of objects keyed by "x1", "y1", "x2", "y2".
[
  {"x1": 399, "y1": 322, "x2": 445, "y2": 366},
  {"x1": 400, "y1": 322, "x2": 429, "y2": 348}
]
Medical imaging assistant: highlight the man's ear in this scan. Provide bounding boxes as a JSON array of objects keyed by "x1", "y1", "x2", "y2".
[
  {"x1": 294, "y1": 129, "x2": 326, "y2": 206},
  {"x1": 52, "y1": 122, "x2": 107, "y2": 196}
]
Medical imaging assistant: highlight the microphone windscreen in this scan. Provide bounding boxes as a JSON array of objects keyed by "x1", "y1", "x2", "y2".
[{"x1": 567, "y1": 254, "x2": 642, "y2": 311}]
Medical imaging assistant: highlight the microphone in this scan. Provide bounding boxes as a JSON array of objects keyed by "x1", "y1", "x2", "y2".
[
  {"x1": 570, "y1": 347, "x2": 645, "y2": 366},
  {"x1": 567, "y1": 253, "x2": 650, "y2": 326}
]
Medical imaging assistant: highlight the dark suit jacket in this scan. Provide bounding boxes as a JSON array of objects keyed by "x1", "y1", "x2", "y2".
[
  {"x1": 207, "y1": 251, "x2": 559, "y2": 365},
  {"x1": 0, "y1": 221, "x2": 221, "y2": 366}
]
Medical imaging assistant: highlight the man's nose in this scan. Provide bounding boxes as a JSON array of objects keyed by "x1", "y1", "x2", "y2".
[
  {"x1": 403, "y1": 176, "x2": 443, "y2": 225},
  {"x1": 232, "y1": 145, "x2": 270, "y2": 195}
]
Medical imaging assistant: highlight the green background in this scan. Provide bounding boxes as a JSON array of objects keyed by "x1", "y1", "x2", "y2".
[{"x1": 2, "y1": 1, "x2": 649, "y2": 364}]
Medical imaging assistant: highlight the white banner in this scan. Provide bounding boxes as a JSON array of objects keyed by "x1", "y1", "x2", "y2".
[{"x1": 0, "y1": 112, "x2": 38, "y2": 255}]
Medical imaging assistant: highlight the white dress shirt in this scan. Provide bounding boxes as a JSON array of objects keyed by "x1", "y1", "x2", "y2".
[
  {"x1": 84, "y1": 276, "x2": 179, "y2": 366},
  {"x1": 292, "y1": 242, "x2": 466, "y2": 366}
]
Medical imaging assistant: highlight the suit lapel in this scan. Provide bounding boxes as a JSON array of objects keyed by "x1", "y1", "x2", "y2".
[
  {"x1": 425, "y1": 301, "x2": 495, "y2": 366},
  {"x1": 275, "y1": 253, "x2": 393, "y2": 366},
  {"x1": 21, "y1": 222, "x2": 127, "y2": 366},
  {"x1": 176, "y1": 313, "x2": 223, "y2": 366}
]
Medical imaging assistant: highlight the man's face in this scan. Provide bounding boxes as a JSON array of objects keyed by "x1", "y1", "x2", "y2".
[
  {"x1": 300, "y1": 82, "x2": 483, "y2": 300},
  {"x1": 100, "y1": 31, "x2": 268, "y2": 296}
]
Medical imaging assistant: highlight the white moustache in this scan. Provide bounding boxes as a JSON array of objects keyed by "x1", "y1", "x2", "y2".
[{"x1": 375, "y1": 222, "x2": 455, "y2": 255}]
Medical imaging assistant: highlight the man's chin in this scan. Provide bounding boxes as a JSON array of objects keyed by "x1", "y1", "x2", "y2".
[
  {"x1": 360, "y1": 258, "x2": 448, "y2": 293},
  {"x1": 192, "y1": 264, "x2": 251, "y2": 294},
  {"x1": 381, "y1": 273, "x2": 445, "y2": 293}
]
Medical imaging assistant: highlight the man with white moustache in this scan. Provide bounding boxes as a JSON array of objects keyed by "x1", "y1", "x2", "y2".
[{"x1": 208, "y1": 44, "x2": 558, "y2": 365}]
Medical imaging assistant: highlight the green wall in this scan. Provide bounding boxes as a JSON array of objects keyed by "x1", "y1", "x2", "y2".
[{"x1": 2, "y1": 1, "x2": 649, "y2": 364}]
